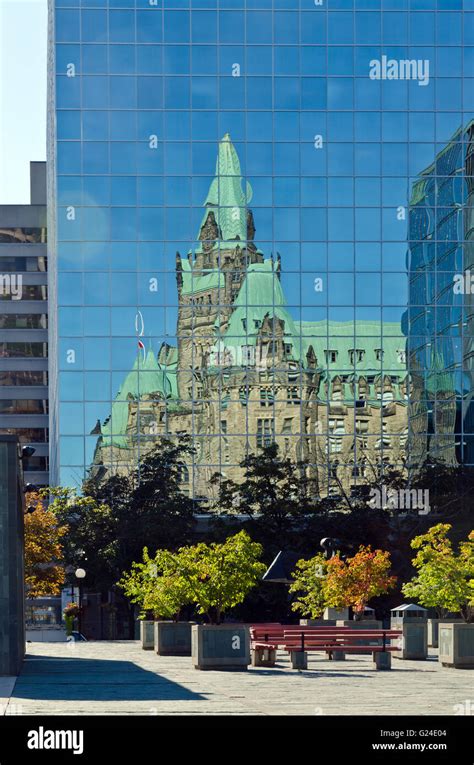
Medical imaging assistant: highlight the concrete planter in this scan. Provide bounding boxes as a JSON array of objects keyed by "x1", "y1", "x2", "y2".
[
  {"x1": 25, "y1": 627, "x2": 67, "y2": 643},
  {"x1": 439, "y1": 622, "x2": 474, "y2": 668},
  {"x1": 428, "y1": 618, "x2": 464, "y2": 648},
  {"x1": 299, "y1": 619, "x2": 336, "y2": 627},
  {"x1": 191, "y1": 624, "x2": 250, "y2": 671},
  {"x1": 154, "y1": 621, "x2": 194, "y2": 656},
  {"x1": 336, "y1": 620, "x2": 383, "y2": 653},
  {"x1": 323, "y1": 607, "x2": 349, "y2": 621},
  {"x1": 140, "y1": 620, "x2": 155, "y2": 650},
  {"x1": 392, "y1": 621, "x2": 428, "y2": 660}
]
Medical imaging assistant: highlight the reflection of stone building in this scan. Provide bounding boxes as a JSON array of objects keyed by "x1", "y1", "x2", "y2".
[
  {"x1": 404, "y1": 122, "x2": 474, "y2": 469},
  {"x1": 90, "y1": 135, "x2": 408, "y2": 502}
]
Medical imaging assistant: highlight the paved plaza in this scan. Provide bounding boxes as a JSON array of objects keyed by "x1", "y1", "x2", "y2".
[{"x1": 1, "y1": 641, "x2": 472, "y2": 716}]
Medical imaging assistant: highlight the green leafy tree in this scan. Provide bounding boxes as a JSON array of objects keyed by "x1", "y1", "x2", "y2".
[
  {"x1": 118, "y1": 548, "x2": 190, "y2": 621},
  {"x1": 289, "y1": 554, "x2": 328, "y2": 619},
  {"x1": 174, "y1": 531, "x2": 266, "y2": 624},
  {"x1": 402, "y1": 524, "x2": 474, "y2": 622}
]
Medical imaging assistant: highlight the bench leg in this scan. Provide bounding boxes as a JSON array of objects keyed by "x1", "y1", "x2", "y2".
[
  {"x1": 331, "y1": 650, "x2": 346, "y2": 661},
  {"x1": 373, "y1": 651, "x2": 392, "y2": 671},
  {"x1": 290, "y1": 650, "x2": 307, "y2": 670},
  {"x1": 251, "y1": 648, "x2": 276, "y2": 667}
]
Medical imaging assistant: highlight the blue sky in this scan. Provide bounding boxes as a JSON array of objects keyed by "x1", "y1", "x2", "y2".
[{"x1": 0, "y1": 0, "x2": 47, "y2": 204}]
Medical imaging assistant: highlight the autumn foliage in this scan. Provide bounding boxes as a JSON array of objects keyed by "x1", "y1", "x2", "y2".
[
  {"x1": 324, "y1": 546, "x2": 397, "y2": 618},
  {"x1": 24, "y1": 493, "x2": 68, "y2": 598}
]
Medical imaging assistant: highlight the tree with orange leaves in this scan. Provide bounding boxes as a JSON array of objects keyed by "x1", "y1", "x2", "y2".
[
  {"x1": 324, "y1": 546, "x2": 397, "y2": 620},
  {"x1": 24, "y1": 493, "x2": 68, "y2": 598}
]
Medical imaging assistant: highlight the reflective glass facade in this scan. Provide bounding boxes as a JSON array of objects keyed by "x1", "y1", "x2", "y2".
[{"x1": 48, "y1": 0, "x2": 474, "y2": 504}]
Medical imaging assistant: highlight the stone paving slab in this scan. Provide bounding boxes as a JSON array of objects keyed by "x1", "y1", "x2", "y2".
[
  {"x1": 0, "y1": 678, "x2": 17, "y2": 715},
  {"x1": 4, "y1": 641, "x2": 473, "y2": 716}
]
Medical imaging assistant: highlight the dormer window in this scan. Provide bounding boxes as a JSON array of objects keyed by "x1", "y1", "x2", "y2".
[
  {"x1": 349, "y1": 349, "x2": 365, "y2": 364},
  {"x1": 397, "y1": 349, "x2": 406, "y2": 364},
  {"x1": 325, "y1": 350, "x2": 338, "y2": 363},
  {"x1": 242, "y1": 319, "x2": 247, "y2": 331},
  {"x1": 254, "y1": 319, "x2": 261, "y2": 329},
  {"x1": 375, "y1": 349, "x2": 384, "y2": 361}
]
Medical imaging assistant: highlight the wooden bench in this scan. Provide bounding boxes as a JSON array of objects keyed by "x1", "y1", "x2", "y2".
[{"x1": 250, "y1": 625, "x2": 402, "y2": 670}]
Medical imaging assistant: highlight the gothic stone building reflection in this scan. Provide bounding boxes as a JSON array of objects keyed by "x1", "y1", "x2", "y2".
[{"x1": 89, "y1": 135, "x2": 409, "y2": 501}]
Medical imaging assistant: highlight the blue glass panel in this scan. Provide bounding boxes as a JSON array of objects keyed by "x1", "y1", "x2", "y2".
[
  {"x1": 56, "y1": 76, "x2": 80, "y2": 108},
  {"x1": 82, "y1": 111, "x2": 109, "y2": 140},
  {"x1": 57, "y1": 111, "x2": 81, "y2": 140},
  {"x1": 56, "y1": 10, "x2": 80, "y2": 42},
  {"x1": 218, "y1": 11, "x2": 244, "y2": 42},
  {"x1": 109, "y1": 45, "x2": 136, "y2": 74},
  {"x1": 110, "y1": 76, "x2": 137, "y2": 108},
  {"x1": 83, "y1": 143, "x2": 109, "y2": 174},
  {"x1": 191, "y1": 11, "x2": 217, "y2": 43},
  {"x1": 137, "y1": 45, "x2": 162, "y2": 74},
  {"x1": 109, "y1": 10, "x2": 135, "y2": 42},
  {"x1": 164, "y1": 11, "x2": 190, "y2": 43},
  {"x1": 137, "y1": 9, "x2": 163, "y2": 42},
  {"x1": 56, "y1": 44, "x2": 80, "y2": 74},
  {"x1": 81, "y1": 10, "x2": 107, "y2": 42},
  {"x1": 82, "y1": 45, "x2": 107, "y2": 73},
  {"x1": 82, "y1": 76, "x2": 109, "y2": 108}
]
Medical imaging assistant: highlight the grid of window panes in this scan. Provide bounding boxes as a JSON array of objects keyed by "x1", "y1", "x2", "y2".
[{"x1": 52, "y1": 0, "x2": 474, "y2": 501}]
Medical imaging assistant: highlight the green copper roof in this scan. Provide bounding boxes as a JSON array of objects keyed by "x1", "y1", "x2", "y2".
[
  {"x1": 195, "y1": 133, "x2": 252, "y2": 250},
  {"x1": 218, "y1": 263, "x2": 407, "y2": 380},
  {"x1": 221, "y1": 259, "x2": 298, "y2": 340},
  {"x1": 100, "y1": 349, "x2": 177, "y2": 448},
  {"x1": 181, "y1": 258, "x2": 225, "y2": 296}
]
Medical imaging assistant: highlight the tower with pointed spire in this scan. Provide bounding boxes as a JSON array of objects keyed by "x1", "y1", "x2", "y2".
[
  {"x1": 89, "y1": 135, "x2": 409, "y2": 503},
  {"x1": 175, "y1": 134, "x2": 263, "y2": 399}
]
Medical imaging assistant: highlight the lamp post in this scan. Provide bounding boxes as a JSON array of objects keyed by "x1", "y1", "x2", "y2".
[{"x1": 75, "y1": 568, "x2": 86, "y2": 637}]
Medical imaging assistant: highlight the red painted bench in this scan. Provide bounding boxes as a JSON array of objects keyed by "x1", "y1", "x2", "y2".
[{"x1": 249, "y1": 624, "x2": 402, "y2": 670}]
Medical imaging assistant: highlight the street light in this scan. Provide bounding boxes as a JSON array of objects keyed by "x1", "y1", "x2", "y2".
[{"x1": 75, "y1": 568, "x2": 86, "y2": 637}]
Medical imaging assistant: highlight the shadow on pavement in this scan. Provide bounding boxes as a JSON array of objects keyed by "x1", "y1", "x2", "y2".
[{"x1": 12, "y1": 653, "x2": 205, "y2": 702}]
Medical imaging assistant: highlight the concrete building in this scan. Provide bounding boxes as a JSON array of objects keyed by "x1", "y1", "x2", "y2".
[
  {"x1": 0, "y1": 162, "x2": 48, "y2": 487},
  {"x1": 0, "y1": 436, "x2": 25, "y2": 675}
]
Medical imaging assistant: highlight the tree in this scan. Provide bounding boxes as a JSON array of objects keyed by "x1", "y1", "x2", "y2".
[
  {"x1": 289, "y1": 554, "x2": 328, "y2": 619},
  {"x1": 173, "y1": 531, "x2": 266, "y2": 624},
  {"x1": 46, "y1": 438, "x2": 197, "y2": 594},
  {"x1": 402, "y1": 524, "x2": 474, "y2": 622},
  {"x1": 211, "y1": 443, "x2": 323, "y2": 554},
  {"x1": 118, "y1": 547, "x2": 190, "y2": 621},
  {"x1": 323, "y1": 546, "x2": 397, "y2": 619},
  {"x1": 24, "y1": 493, "x2": 68, "y2": 598}
]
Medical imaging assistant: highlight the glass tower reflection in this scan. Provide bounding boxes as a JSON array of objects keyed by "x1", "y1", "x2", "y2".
[{"x1": 47, "y1": 0, "x2": 474, "y2": 504}]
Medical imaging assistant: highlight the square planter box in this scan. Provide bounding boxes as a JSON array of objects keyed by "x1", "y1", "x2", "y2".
[
  {"x1": 154, "y1": 621, "x2": 193, "y2": 656},
  {"x1": 391, "y1": 621, "x2": 428, "y2": 660},
  {"x1": 192, "y1": 624, "x2": 250, "y2": 671},
  {"x1": 439, "y1": 622, "x2": 474, "y2": 668},
  {"x1": 324, "y1": 607, "x2": 349, "y2": 621},
  {"x1": 336, "y1": 620, "x2": 383, "y2": 653},
  {"x1": 428, "y1": 618, "x2": 464, "y2": 648},
  {"x1": 299, "y1": 619, "x2": 336, "y2": 627},
  {"x1": 140, "y1": 620, "x2": 155, "y2": 650}
]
